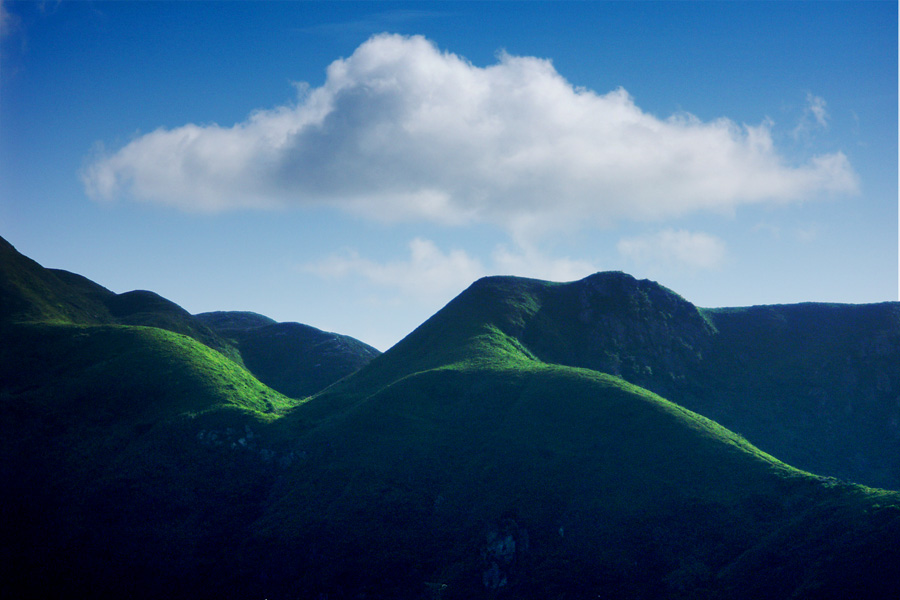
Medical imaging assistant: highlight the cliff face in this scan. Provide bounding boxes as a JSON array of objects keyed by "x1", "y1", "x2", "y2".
[{"x1": 520, "y1": 272, "x2": 715, "y2": 401}]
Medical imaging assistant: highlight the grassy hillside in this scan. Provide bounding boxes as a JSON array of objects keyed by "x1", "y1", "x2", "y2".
[
  {"x1": 0, "y1": 320, "x2": 303, "y2": 598},
  {"x1": 258, "y1": 328, "x2": 900, "y2": 599},
  {"x1": 357, "y1": 272, "x2": 900, "y2": 489},
  {"x1": 0, "y1": 236, "x2": 113, "y2": 324},
  {"x1": 198, "y1": 313, "x2": 381, "y2": 398},
  {"x1": 1, "y1": 236, "x2": 378, "y2": 397}
]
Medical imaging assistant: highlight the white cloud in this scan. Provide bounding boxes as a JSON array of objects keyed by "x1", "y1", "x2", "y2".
[
  {"x1": 302, "y1": 237, "x2": 602, "y2": 307},
  {"x1": 490, "y1": 244, "x2": 598, "y2": 282},
  {"x1": 617, "y1": 229, "x2": 727, "y2": 271},
  {"x1": 83, "y1": 33, "x2": 858, "y2": 234},
  {"x1": 301, "y1": 237, "x2": 486, "y2": 302},
  {"x1": 793, "y1": 93, "x2": 830, "y2": 139}
]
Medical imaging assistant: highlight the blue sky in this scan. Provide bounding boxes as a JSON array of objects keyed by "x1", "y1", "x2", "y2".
[{"x1": 2, "y1": 1, "x2": 896, "y2": 350}]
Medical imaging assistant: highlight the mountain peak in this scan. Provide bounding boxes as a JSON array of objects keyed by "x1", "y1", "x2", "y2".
[{"x1": 569, "y1": 271, "x2": 708, "y2": 327}]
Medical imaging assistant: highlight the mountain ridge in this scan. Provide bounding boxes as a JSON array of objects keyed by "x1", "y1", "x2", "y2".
[
  {"x1": 3, "y1": 235, "x2": 899, "y2": 598},
  {"x1": 343, "y1": 270, "x2": 899, "y2": 488},
  {"x1": 0, "y1": 236, "x2": 379, "y2": 398}
]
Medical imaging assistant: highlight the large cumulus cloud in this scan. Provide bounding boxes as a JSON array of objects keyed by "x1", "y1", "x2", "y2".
[{"x1": 82, "y1": 33, "x2": 858, "y2": 234}]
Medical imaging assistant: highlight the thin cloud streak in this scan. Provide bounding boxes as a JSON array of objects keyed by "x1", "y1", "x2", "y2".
[
  {"x1": 301, "y1": 238, "x2": 486, "y2": 302},
  {"x1": 83, "y1": 34, "x2": 859, "y2": 236},
  {"x1": 302, "y1": 238, "x2": 601, "y2": 305},
  {"x1": 617, "y1": 229, "x2": 727, "y2": 271},
  {"x1": 793, "y1": 92, "x2": 830, "y2": 140}
]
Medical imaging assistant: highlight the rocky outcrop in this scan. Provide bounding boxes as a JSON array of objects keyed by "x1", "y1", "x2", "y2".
[
  {"x1": 481, "y1": 518, "x2": 529, "y2": 591},
  {"x1": 521, "y1": 272, "x2": 715, "y2": 400}
]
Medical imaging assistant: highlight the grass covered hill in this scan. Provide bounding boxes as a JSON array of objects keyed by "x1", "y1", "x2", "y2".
[
  {"x1": 0, "y1": 236, "x2": 379, "y2": 397},
  {"x1": 2, "y1": 237, "x2": 900, "y2": 598},
  {"x1": 197, "y1": 312, "x2": 381, "y2": 398},
  {"x1": 360, "y1": 272, "x2": 900, "y2": 489},
  {"x1": 252, "y1": 275, "x2": 900, "y2": 598}
]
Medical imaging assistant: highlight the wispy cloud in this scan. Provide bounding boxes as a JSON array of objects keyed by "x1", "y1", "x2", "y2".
[
  {"x1": 793, "y1": 92, "x2": 830, "y2": 140},
  {"x1": 617, "y1": 229, "x2": 727, "y2": 271},
  {"x1": 83, "y1": 34, "x2": 859, "y2": 237},
  {"x1": 490, "y1": 244, "x2": 598, "y2": 282},
  {"x1": 301, "y1": 238, "x2": 486, "y2": 303},
  {"x1": 753, "y1": 220, "x2": 823, "y2": 243},
  {"x1": 0, "y1": 1, "x2": 15, "y2": 39},
  {"x1": 302, "y1": 238, "x2": 600, "y2": 305},
  {"x1": 808, "y1": 95, "x2": 828, "y2": 128},
  {"x1": 795, "y1": 223, "x2": 822, "y2": 243},
  {"x1": 297, "y1": 9, "x2": 451, "y2": 36}
]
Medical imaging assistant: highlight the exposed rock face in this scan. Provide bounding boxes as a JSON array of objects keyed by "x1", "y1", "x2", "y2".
[
  {"x1": 521, "y1": 272, "x2": 715, "y2": 400},
  {"x1": 481, "y1": 518, "x2": 529, "y2": 592},
  {"x1": 509, "y1": 272, "x2": 900, "y2": 489}
]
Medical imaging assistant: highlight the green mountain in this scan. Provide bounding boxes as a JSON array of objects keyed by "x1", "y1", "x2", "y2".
[
  {"x1": 2, "y1": 237, "x2": 899, "y2": 599},
  {"x1": 197, "y1": 312, "x2": 381, "y2": 398},
  {"x1": 0, "y1": 237, "x2": 378, "y2": 397},
  {"x1": 402, "y1": 272, "x2": 899, "y2": 489}
]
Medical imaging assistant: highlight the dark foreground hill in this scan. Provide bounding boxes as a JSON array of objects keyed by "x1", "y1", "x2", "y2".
[{"x1": 2, "y1": 237, "x2": 899, "y2": 599}]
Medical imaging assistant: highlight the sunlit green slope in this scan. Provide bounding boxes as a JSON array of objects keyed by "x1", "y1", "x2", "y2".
[{"x1": 0, "y1": 235, "x2": 378, "y2": 396}]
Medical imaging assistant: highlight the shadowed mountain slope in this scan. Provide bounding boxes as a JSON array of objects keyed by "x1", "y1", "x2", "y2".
[
  {"x1": 0, "y1": 321, "x2": 302, "y2": 598},
  {"x1": 197, "y1": 313, "x2": 381, "y2": 398},
  {"x1": 194, "y1": 310, "x2": 277, "y2": 332},
  {"x1": 256, "y1": 285, "x2": 900, "y2": 599}
]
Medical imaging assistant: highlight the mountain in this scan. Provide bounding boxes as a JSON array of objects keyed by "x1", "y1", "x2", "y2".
[
  {"x1": 2, "y1": 237, "x2": 899, "y2": 599},
  {"x1": 358, "y1": 272, "x2": 900, "y2": 489},
  {"x1": 246, "y1": 273, "x2": 900, "y2": 598},
  {"x1": 197, "y1": 313, "x2": 381, "y2": 398},
  {"x1": 0, "y1": 237, "x2": 378, "y2": 397},
  {"x1": 538, "y1": 274, "x2": 900, "y2": 490},
  {"x1": 0, "y1": 235, "x2": 112, "y2": 324}
]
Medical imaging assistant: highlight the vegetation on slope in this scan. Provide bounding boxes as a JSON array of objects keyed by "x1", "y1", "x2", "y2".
[
  {"x1": 354, "y1": 271, "x2": 900, "y2": 489},
  {"x1": 1, "y1": 236, "x2": 378, "y2": 397},
  {"x1": 0, "y1": 320, "x2": 302, "y2": 598},
  {"x1": 0, "y1": 236, "x2": 112, "y2": 324},
  {"x1": 198, "y1": 313, "x2": 381, "y2": 398},
  {"x1": 700, "y1": 302, "x2": 900, "y2": 487},
  {"x1": 258, "y1": 321, "x2": 900, "y2": 599}
]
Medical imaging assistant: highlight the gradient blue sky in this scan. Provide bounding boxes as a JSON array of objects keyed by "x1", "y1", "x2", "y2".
[{"x1": 2, "y1": 1, "x2": 897, "y2": 350}]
